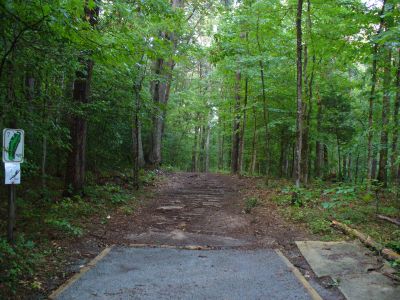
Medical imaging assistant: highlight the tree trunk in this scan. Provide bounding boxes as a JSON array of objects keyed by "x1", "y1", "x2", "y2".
[
  {"x1": 279, "y1": 127, "x2": 288, "y2": 178},
  {"x1": 202, "y1": 126, "x2": 206, "y2": 172},
  {"x1": 377, "y1": 48, "x2": 392, "y2": 186},
  {"x1": 355, "y1": 151, "x2": 360, "y2": 184},
  {"x1": 148, "y1": 0, "x2": 183, "y2": 167},
  {"x1": 323, "y1": 144, "x2": 329, "y2": 175},
  {"x1": 231, "y1": 70, "x2": 241, "y2": 174},
  {"x1": 41, "y1": 80, "x2": 48, "y2": 190},
  {"x1": 301, "y1": 45, "x2": 314, "y2": 184},
  {"x1": 391, "y1": 49, "x2": 400, "y2": 182},
  {"x1": 205, "y1": 124, "x2": 211, "y2": 172},
  {"x1": 291, "y1": 143, "x2": 296, "y2": 177},
  {"x1": 239, "y1": 77, "x2": 248, "y2": 174},
  {"x1": 371, "y1": 150, "x2": 378, "y2": 179},
  {"x1": 315, "y1": 93, "x2": 323, "y2": 177},
  {"x1": 192, "y1": 126, "x2": 199, "y2": 172},
  {"x1": 132, "y1": 61, "x2": 146, "y2": 175},
  {"x1": 295, "y1": 0, "x2": 304, "y2": 187},
  {"x1": 25, "y1": 72, "x2": 35, "y2": 123},
  {"x1": 64, "y1": 4, "x2": 98, "y2": 195},
  {"x1": 218, "y1": 120, "x2": 225, "y2": 170},
  {"x1": 256, "y1": 17, "x2": 270, "y2": 182},
  {"x1": 148, "y1": 58, "x2": 172, "y2": 167},
  {"x1": 367, "y1": 0, "x2": 386, "y2": 181},
  {"x1": 250, "y1": 106, "x2": 257, "y2": 175},
  {"x1": 348, "y1": 154, "x2": 352, "y2": 180},
  {"x1": 65, "y1": 61, "x2": 94, "y2": 195},
  {"x1": 337, "y1": 131, "x2": 342, "y2": 180},
  {"x1": 132, "y1": 80, "x2": 144, "y2": 189},
  {"x1": 42, "y1": 136, "x2": 47, "y2": 189}
]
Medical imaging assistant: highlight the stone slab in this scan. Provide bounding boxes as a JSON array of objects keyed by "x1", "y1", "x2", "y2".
[
  {"x1": 339, "y1": 272, "x2": 400, "y2": 300},
  {"x1": 156, "y1": 206, "x2": 184, "y2": 211},
  {"x1": 126, "y1": 229, "x2": 252, "y2": 247},
  {"x1": 296, "y1": 240, "x2": 379, "y2": 277},
  {"x1": 296, "y1": 240, "x2": 400, "y2": 300}
]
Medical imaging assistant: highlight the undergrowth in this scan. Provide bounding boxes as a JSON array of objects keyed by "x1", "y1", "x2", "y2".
[
  {"x1": 244, "y1": 197, "x2": 259, "y2": 213},
  {"x1": 0, "y1": 169, "x2": 157, "y2": 297},
  {"x1": 269, "y1": 181, "x2": 400, "y2": 248}
]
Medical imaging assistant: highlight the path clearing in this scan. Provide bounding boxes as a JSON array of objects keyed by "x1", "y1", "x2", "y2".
[{"x1": 50, "y1": 173, "x2": 345, "y2": 299}]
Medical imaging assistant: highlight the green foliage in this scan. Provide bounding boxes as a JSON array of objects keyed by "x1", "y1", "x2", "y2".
[
  {"x1": 141, "y1": 170, "x2": 158, "y2": 184},
  {"x1": 44, "y1": 219, "x2": 83, "y2": 237},
  {"x1": 244, "y1": 197, "x2": 259, "y2": 213},
  {"x1": 120, "y1": 205, "x2": 135, "y2": 215},
  {"x1": 386, "y1": 241, "x2": 400, "y2": 253},
  {"x1": 111, "y1": 193, "x2": 132, "y2": 204},
  {"x1": 309, "y1": 219, "x2": 332, "y2": 235},
  {"x1": 273, "y1": 179, "x2": 399, "y2": 251},
  {"x1": 280, "y1": 185, "x2": 321, "y2": 207},
  {"x1": 0, "y1": 236, "x2": 42, "y2": 294},
  {"x1": 321, "y1": 184, "x2": 358, "y2": 210}
]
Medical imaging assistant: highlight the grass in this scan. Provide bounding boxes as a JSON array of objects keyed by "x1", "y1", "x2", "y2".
[{"x1": 0, "y1": 169, "x2": 157, "y2": 297}]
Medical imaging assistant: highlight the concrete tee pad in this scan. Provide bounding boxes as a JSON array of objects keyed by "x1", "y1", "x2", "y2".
[
  {"x1": 296, "y1": 240, "x2": 400, "y2": 300},
  {"x1": 54, "y1": 247, "x2": 313, "y2": 300},
  {"x1": 126, "y1": 229, "x2": 253, "y2": 247}
]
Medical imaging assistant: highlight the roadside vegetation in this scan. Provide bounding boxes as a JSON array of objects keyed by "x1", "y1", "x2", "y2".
[
  {"x1": 248, "y1": 179, "x2": 400, "y2": 274},
  {"x1": 0, "y1": 170, "x2": 158, "y2": 297}
]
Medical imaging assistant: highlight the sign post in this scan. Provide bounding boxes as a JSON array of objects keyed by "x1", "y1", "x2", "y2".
[{"x1": 3, "y1": 128, "x2": 24, "y2": 243}]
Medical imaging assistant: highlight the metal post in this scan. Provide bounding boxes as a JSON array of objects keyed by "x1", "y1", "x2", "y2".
[{"x1": 8, "y1": 184, "x2": 16, "y2": 243}]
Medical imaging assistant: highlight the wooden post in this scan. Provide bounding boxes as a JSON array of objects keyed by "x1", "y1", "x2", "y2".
[{"x1": 8, "y1": 184, "x2": 16, "y2": 243}]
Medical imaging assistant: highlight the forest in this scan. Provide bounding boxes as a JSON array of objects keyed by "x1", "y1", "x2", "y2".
[{"x1": 0, "y1": 0, "x2": 400, "y2": 298}]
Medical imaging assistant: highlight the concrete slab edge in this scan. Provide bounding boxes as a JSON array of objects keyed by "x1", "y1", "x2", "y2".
[
  {"x1": 128, "y1": 243, "x2": 215, "y2": 250},
  {"x1": 275, "y1": 249, "x2": 323, "y2": 300},
  {"x1": 48, "y1": 245, "x2": 114, "y2": 300}
]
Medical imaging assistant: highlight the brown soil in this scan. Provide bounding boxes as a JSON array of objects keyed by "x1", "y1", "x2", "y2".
[{"x1": 42, "y1": 172, "x2": 344, "y2": 299}]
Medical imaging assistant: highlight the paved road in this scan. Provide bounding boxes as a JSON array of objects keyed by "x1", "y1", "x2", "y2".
[{"x1": 56, "y1": 247, "x2": 312, "y2": 300}]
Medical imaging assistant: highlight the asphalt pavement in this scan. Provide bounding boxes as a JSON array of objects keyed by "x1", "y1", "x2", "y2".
[{"x1": 55, "y1": 247, "x2": 313, "y2": 300}]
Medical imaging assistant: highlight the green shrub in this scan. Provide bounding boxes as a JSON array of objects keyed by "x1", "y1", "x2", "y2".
[
  {"x1": 141, "y1": 170, "x2": 157, "y2": 184},
  {"x1": 44, "y1": 219, "x2": 83, "y2": 237},
  {"x1": 272, "y1": 194, "x2": 292, "y2": 205},
  {"x1": 120, "y1": 205, "x2": 134, "y2": 215},
  {"x1": 386, "y1": 240, "x2": 400, "y2": 253},
  {"x1": 110, "y1": 193, "x2": 132, "y2": 204},
  {"x1": 103, "y1": 183, "x2": 122, "y2": 193},
  {"x1": 244, "y1": 197, "x2": 259, "y2": 213},
  {"x1": 309, "y1": 219, "x2": 332, "y2": 234},
  {"x1": 0, "y1": 236, "x2": 42, "y2": 294},
  {"x1": 336, "y1": 208, "x2": 366, "y2": 225},
  {"x1": 289, "y1": 207, "x2": 307, "y2": 222}
]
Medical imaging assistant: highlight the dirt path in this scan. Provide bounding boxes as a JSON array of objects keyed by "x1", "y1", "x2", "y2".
[
  {"x1": 49, "y1": 172, "x2": 345, "y2": 299},
  {"x1": 125, "y1": 172, "x2": 257, "y2": 247}
]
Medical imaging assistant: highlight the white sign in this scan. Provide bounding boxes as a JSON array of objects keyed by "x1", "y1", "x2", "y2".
[
  {"x1": 3, "y1": 128, "x2": 24, "y2": 163},
  {"x1": 4, "y1": 162, "x2": 21, "y2": 184}
]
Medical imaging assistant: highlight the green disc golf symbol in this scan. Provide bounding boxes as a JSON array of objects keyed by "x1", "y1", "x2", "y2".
[{"x1": 8, "y1": 132, "x2": 21, "y2": 161}]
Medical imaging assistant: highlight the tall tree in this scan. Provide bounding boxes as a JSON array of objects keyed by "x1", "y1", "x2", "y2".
[
  {"x1": 231, "y1": 70, "x2": 241, "y2": 174},
  {"x1": 377, "y1": 47, "x2": 392, "y2": 185},
  {"x1": 148, "y1": 0, "x2": 183, "y2": 167},
  {"x1": 64, "y1": 2, "x2": 99, "y2": 195},
  {"x1": 256, "y1": 16, "x2": 269, "y2": 182},
  {"x1": 367, "y1": 0, "x2": 386, "y2": 181},
  {"x1": 294, "y1": 0, "x2": 304, "y2": 187},
  {"x1": 391, "y1": 49, "x2": 400, "y2": 182}
]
